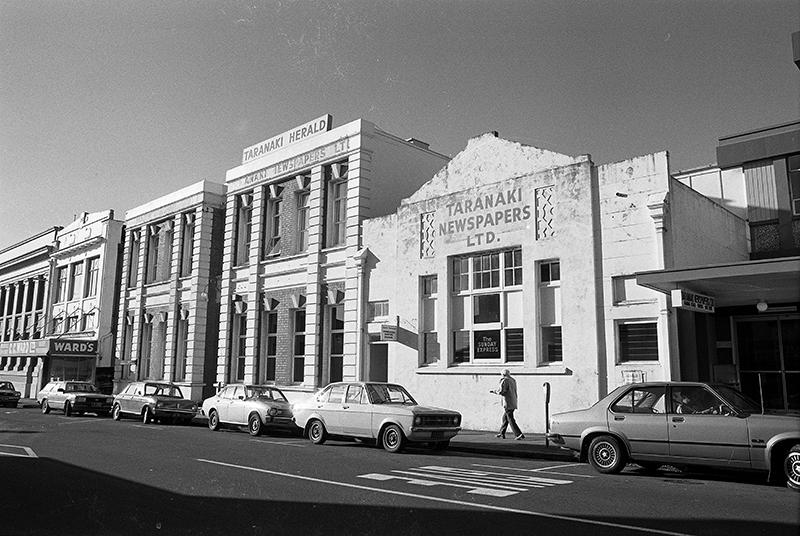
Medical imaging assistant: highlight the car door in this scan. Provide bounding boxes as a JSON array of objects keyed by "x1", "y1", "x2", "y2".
[
  {"x1": 667, "y1": 385, "x2": 750, "y2": 467},
  {"x1": 607, "y1": 385, "x2": 669, "y2": 459},
  {"x1": 227, "y1": 386, "x2": 247, "y2": 425},
  {"x1": 319, "y1": 384, "x2": 347, "y2": 434},
  {"x1": 340, "y1": 384, "x2": 373, "y2": 438},
  {"x1": 50, "y1": 382, "x2": 67, "y2": 409},
  {"x1": 214, "y1": 386, "x2": 234, "y2": 423}
]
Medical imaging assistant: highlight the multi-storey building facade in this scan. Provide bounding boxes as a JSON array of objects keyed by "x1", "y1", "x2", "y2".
[
  {"x1": 217, "y1": 116, "x2": 449, "y2": 391},
  {"x1": 642, "y1": 120, "x2": 800, "y2": 411},
  {"x1": 361, "y1": 133, "x2": 746, "y2": 432},
  {"x1": 0, "y1": 228, "x2": 60, "y2": 396},
  {"x1": 48, "y1": 211, "x2": 123, "y2": 391},
  {"x1": 114, "y1": 181, "x2": 225, "y2": 400}
]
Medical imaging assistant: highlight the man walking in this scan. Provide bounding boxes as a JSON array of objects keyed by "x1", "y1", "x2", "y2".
[{"x1": 489, "y1": 369, "x2": 525, "y2": 440}]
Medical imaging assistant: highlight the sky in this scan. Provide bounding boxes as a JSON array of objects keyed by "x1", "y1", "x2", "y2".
[{"x1": 1, "y1": 0, "x2": 798, "y2": 250}]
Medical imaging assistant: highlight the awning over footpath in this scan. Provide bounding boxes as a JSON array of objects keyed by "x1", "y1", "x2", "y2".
[{"x1": 636, "y1": 256, "x2": 800, "y2": 308}]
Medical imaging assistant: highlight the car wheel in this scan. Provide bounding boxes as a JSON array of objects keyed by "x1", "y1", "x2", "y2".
[
  {"x1": 112, "y1": 404, "x2": 122, "y2": 421},
  {"x1": 64, "y1": 401, "x2": 72, "y2": 417},
  {"x1": 142, "y1": 407, "x2": 153, "y2": 424},
  {"x1": 41, "y1": 399, "x2": 50, "y2": 414},
  {"x1": 588, "y1": 435, "x2": 626, "y2": 474},
  {"x1": 308, "y1": 419, "x2": 327, "y2": 445},
  {"x1": 208, "y1": 410, "x2": 220, "y2": 431},
  {"x1": 381, "y1": 424, "x2": 405, "y2": 453},
  {"x1": 248, "y1": 413, "x2": 263, "y2": 437},
  {"x1": 784, "y1": 444, "x2": 800, "y2": 490}
]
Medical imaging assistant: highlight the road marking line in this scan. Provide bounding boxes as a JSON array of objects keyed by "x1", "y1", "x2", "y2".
[
  {"x1": 0, "y1": 444, "x2": 37, "y2": 458},
  {"x1": 391, "y1": 470, "x2": 532, "y2": 491},
  {"x1": 473, "y1": 462, "x2": 595, "y2": 478},
  {"x1": 57, "y1": 418, "x2": 99, "y2": 425},
  {"x1": 406, "y1": 467, "x2": 558, "y2": 488},
  {"x1": 252, "y1": 439, "x2": 307, "y2": 447},
  {"x1": 425, "y1": 466, "x2": 572, "y2": 486},
  {"x1": 197, "y1": 458, "x2": 692, "y2": 536},
  {"x1": 363, "y1": 471, "x2": 520, "y2": 496}
]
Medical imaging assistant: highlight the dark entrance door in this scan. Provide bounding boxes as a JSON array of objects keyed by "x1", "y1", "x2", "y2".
[
  {"x1": 736, "y1": 316, "x2": 799, "y2": 410},
  {"x1": 369, "y1": 342, "x2": 388, "y2": 382}
]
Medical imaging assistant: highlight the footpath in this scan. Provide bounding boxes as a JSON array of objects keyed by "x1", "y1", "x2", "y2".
[{"x1": 17, "y1": 397, "x2": 574, "y2": 462}]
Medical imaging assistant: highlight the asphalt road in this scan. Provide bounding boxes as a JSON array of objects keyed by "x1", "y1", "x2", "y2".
[{"x1": 1, "y1": 406, "x2": 798, "y2": 536}]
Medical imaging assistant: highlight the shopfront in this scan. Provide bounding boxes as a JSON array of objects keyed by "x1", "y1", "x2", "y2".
[{"x1": 46, "y1": 338, "x2": 99, "y2": 383}]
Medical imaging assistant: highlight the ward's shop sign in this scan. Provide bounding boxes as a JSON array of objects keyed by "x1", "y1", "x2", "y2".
[
  {"x1": 49, "y1": 339, "x2": 98, "y2": 356},
  {"x1": 671, "y1": 289, "x2": 715, "y2": 313},
  {"x1": 439, "y1": 187, "x2": 532, "y2": 247}
]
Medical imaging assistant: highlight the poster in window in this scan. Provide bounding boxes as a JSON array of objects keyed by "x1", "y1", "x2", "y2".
[{"x1": 474, "y1": 330, "x2": 501, "y2": 359}]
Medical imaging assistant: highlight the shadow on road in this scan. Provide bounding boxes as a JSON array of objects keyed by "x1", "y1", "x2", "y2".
[{"x1": 1, "y1": 457, "x2": 797, "y2": 536}]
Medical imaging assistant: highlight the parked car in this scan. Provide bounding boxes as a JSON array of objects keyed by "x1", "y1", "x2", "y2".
[
  {"x1": 112, "y1": 381, "x2": 197, "y2": 424},
  {"x1": 37, "y1": 381, "x2": 113, "y2": 416},
  {"x1": 293, "y1": 381, "x2": 462, "y2": 453},
  {"x1": 547, "y1": 381, "x2": 800, "y2": 489},
  {"x1": 0, "y1": 381, "x2": 21, "y2": 408},
  {"x1": 201, "y1": 384, "x2": 297, "y2": 436}
]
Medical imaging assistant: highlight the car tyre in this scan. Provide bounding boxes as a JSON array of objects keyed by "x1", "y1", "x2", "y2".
[
  {"x1": 112, "y1": 404, "x2": 122, "y2": 421},
  {"x1": 784, "y1": 443, "x2": 800, "y2": 490},
  {"x1": 588, "y1": 435, "x2": 626, "y2": 474},
  {"x1": 381, "y1": 424, "x2": 405, "y2": 453},
  {"x1": 142, "y1": 406, "x2": 153, "y2": 424},
  {"x1": 64, "y1": 401, "x2": 72, "y2": 417},
  {"x1": 41, "y1": 399, "x2": 50, "y2": 414},
  {"x1": 308, "y1": 419, "x2": 327, "y2": 445},
  {"x1": 208, "y1": 409, "x2": 220, "y2": 431},
  {"x1": 248, "y1": 413, "x2": 263, "y2": 436}
]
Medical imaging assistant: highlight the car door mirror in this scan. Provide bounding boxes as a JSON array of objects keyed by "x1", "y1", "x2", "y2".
[
  {"x1": 57, "y1": 388, "x2": 65, "y2": 393},
  {"x1": 238, "y1": 396, "x2": 244, "y2": 400}
]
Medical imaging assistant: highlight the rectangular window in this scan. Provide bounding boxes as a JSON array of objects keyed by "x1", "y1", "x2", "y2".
[
  {"x1": 449, "y1": 248, "x2": 523, "y2": 364},
  {"x1": 122, "y1": 316, "x2": 134, "y2": 362},
  {"x1": 292, "y1": 309, "x2": 306, "y2": 382},
  {"x1": 539, "y1": 259, "x2": 562, "y2": 363},
  {"x1": 789, "y1": 154, "x2": 800, "y2": 216},
  {"x1": 66, "y1": 315, "x2": 79, "y2": 333},
  {"x1": 326, "y1": 162, "x2": 348, "y2": 248},
  {"x1": 297, "y1": 192, "x2": 310, "y2": 252},
  {"x1": 52, "y1": 317, "x2": 64, "y2": 335},
  {"x1": 263, "y1": 194, "x2": 282, "y2": 258},
  {"x1": 146, "y1": 221, "x2": 173, "y2": 284},
  {"x1": 56, "y1": 267, "x2": 68, "y2": 302},
  {"x1": 368, "y1": 301, "x2": 389, "y2": 321},
  {"x1": 179, "y1": 213, "x2": 194, "y2": 278},
  {"x1": 235, "y1": 193, "x2": 253, "y2": 266},
  {"x1": 234, "y1": 313, "x2": 247, "y2": 381},
  {"x1": 139, "y1": 322, "x2": 153, "y2": 380},
  {"x1": 128, "y1": 231, "x2": 140, "y2": 288},
  {"x1": 68, "y1": 262, "x2": 84, "y2": 301},
  {"x1": 174, "y1": 316, "x2": 189, "y2": 382},
  {"x1": 421, "y1": 275, "x2": 438, "y2": 365},
  {"x1": 85, "y1": 257, "x2": 100, "y2": 297},
  {"x1": 329, "y1": 305, "x2": 344, "y2": 382},
  {"x1": 81, "y1": 312, "x2": 96, "y2": 332},
  {"x1": 618, "y1": 321, "x2": 659, "y2": 362},
  {"x1": 264, "y1": 312, "x2": 278, "y2": 382}
]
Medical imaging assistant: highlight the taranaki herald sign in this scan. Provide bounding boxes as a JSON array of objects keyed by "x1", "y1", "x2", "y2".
[
  {"x1": 241, "y1": 114, "x2": 333, "y2": 164},
  {"x1": 49, "y1": 339, "x2": 98, "y2": 356}
]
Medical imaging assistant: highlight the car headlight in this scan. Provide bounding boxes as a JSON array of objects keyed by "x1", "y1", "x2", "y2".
[
  {"x1": 267, "y1": 407, "x2": 278, "y2": 417},
  {"x1": 75, "y1": 396, "x2": 86, "y2": 402},
  {"x1": 453, "y1": 416, "x2": 460, "y2": 425},
  {"x1": 156, "y1": 401, "x2": 164, "y2": 408},
  {"x1": 14, "y1": 392, "x2": 20, "y2": 396},
  {"x1": 414, "y1": 416, "x2": 422, "y2": 425}
]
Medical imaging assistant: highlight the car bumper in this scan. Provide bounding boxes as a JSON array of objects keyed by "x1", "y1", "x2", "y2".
[
  {"x1": 153, "y1": 408, "x2": 197, "y2": 418},
  {"x1": 0, "y1": 396, "x2": 20, "y2": 404},
  {"x1": 406, "y1": 427, "x2": 461, "y2": 442},
  {"x1": 264, "y1": 416, "x2": 298, "y2": 428},
  {"x1": 72, "y1": 401, "x2": 113, "y2": 413}
]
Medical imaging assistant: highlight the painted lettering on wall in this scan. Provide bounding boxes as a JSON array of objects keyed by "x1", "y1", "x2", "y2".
[
  {"x1": 438, "y1": 188, "x2": 531, "y2": 246},
  {"x1": 241, "y1": 136, "x2": 351, "y2": 187},
  {"x1": 241, "y1": 114, "x2": 332, "y2": 164},
  {"x1": 49, "y1": 339, "x2": 98, "y2": 356}
]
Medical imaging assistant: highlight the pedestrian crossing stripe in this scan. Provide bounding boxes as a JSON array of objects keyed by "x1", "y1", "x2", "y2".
[{"x1": 358, "y1": 465, "x2": 572, "y2": 497}]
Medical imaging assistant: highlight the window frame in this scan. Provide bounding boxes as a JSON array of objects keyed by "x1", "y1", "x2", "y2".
[{"x1": 617, "y1": 319, "x2": 660, "y2": 363}]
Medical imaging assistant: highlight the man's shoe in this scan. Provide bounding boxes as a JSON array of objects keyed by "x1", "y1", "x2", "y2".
[
  {"x1": 514, "y1": 434, "x2": 525, "y2": 440},
  {"x1": 495, "y1": 433, "x2": 505, "y2": 439}
]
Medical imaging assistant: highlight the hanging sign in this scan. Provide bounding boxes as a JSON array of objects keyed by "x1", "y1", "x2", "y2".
[{"x1": 671, "y1": 289, "x2": 715, "y2": 313}]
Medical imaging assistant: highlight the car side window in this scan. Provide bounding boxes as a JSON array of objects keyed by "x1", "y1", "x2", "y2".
[
  {"x1": 233, "y1": 386, "x2": 245, "y2": 399},
  {"x1": 219, "y1": 387, "x2": 232, "y2": 400},
  {"x1": 345, "y1": 385, "x2": 364, "y2": 404},
  {"x1": 670, "y1": 386, "x2": 723, "y2": 415},
  {"x1": 328, "y1": 385, "x2": 346, "y2": 404},
  {"x1": 611, "y1": 386, "x2": 666, "y2": 414}
]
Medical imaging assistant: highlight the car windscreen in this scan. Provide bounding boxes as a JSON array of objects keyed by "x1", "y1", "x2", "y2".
[
  {"x1": 0, "y1": 382, "x2": 13, "y2": 390},
  {"x1": 249, "y1": 387, "x2": 288, "y2": 402},
  {"x1": 66, "y1": 383, "x2": 98, "y2": 392},
  {"x1": 366, "y1": 384, "x2": 417, "y2": 405},
  {"x1": 144, "y1": 384, "x2": 184, "y2": 398},
  {"x1": 714, "y1": 385, "x2": 761, "y2": 413}
]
